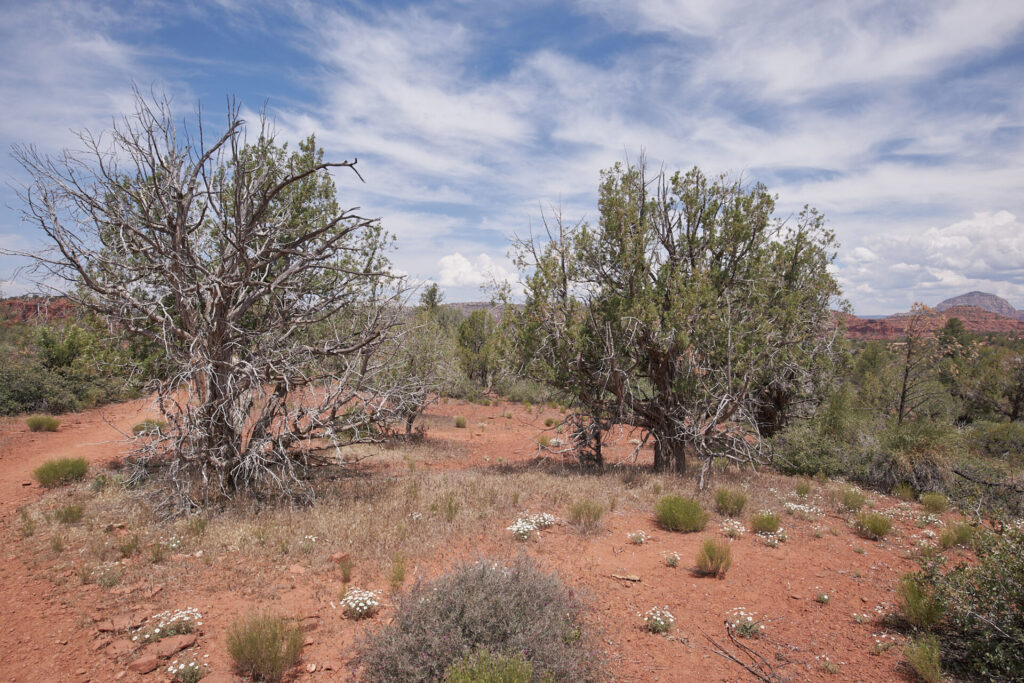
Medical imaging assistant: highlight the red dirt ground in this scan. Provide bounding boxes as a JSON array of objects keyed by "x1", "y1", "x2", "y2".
[{"x1": 0, "y1": 399, "x2": 944, "y2": 682}]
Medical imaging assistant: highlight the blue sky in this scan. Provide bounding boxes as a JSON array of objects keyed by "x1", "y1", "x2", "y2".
[{"x1": 2, "y1": 0, "x2": 1023, "y2": 314}]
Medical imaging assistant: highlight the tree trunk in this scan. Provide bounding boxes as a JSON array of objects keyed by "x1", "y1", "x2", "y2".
[{"x1": 653, "y1": 431, "x2": 686, "y2": 473}]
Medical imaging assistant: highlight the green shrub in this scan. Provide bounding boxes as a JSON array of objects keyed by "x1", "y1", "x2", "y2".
[
  {"x1": 568, "y1": 499, "x2": 604, "y2": 535},
  {"x1": 444, "y1": 649, "x2": 536, "y2": 683},
  {"x1": 26, "y1": 415, "x2": 60, "y2": 432},
  {"x1": 536, "y1": 434, "x2": 551, "y2": 447},
  {"x1": 897, "y1": 574, "x2": 944, "y2": 630},
  {"x1": 131, "y1": 419, "x2": 167, "y2": 435},
  {"x1": 226, "y1": 612, "x2": 304, "y2": 683},
  {"x1": 33, "y1": 457, "x2": 88, "y2": 487},
  {"x1": 55, "y1": 503, "x2": 83, "y2": 524},
  {"x1": 854, "y1": 513, "x2": 892, "y2": 540},
  {"x1": 904, "y1": 634, "x2": 942, "y2": 683},
  {"x1": 920, "y1": 492, "x2": 948, "y2": 514},
  {"x1": 925, "y1": 528, "x2": 1024, "y2": 678},
  {"x1": 893, "y1": 482, "x2": 916, "y2": 501},
  {"x1": 454, "y1": 416, "x2": 467, "y2": 429},
  {"x1": 695, "y1": 538, "x2": 732, "y2": 578},
  {"x1": 544, "y1": 417, "x2": 556, "y2": 427},
  {"x1": 359, "y1": 556, "x2": 599, "y2": 682},
  {"x1": 751, "y1": 511, "x2": 780, "y2": 534},
  {"x1": 713, "y1": 487, "x2": 747, "y2": 517},
  {"x1": 655, "y1": 496, "x2": 708, "y2": 532},
  {"x1": 839, "y1": 488, "x2": 866, "y2": 512},
  {"x1": 969, "y1": 421, "x2": 1024, "y2": 462},
  {"x1": 939, "y1": 522, "x2": 974, "y2": 550}
]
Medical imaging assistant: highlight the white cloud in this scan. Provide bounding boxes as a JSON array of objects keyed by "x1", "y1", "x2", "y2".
[{"x1": 438, "y1": 252, "x2": 517, "y2": 289}]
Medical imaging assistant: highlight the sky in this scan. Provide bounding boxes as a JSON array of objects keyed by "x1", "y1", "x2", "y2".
[{"x1": 1, "y1": 0, "x2": 1023, "y2": 314}]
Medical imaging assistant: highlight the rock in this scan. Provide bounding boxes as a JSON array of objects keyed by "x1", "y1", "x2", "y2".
[
  {"x1": 115, "y1": 672, "x2": 127, "y2": 680},
  {"x1": 289, "y1": 564, "x2": 306, "y2": 575},
  {"x1": 301, "y1": 617, "x2": 319, "y2": 632},
  {"x1": 611, "y1": 574, "x2": 641, "y2": 582},
  {"x1": 306, "y1": 663, "x2": 317, "y2": 673},
  {"x1": 105, "y1": 639, "x2": 136, "y2": 657},
  {"x1": 127, "y1": 655, "x2": 159, "y2": 674},
  {"x1": 147, "y1": 633, "x2": 196, "y2": 658}
]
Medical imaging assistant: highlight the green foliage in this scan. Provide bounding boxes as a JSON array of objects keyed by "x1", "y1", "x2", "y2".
[
  {"x1": 795, "y1": 480, "x2": 811, "y2": 499},
  {"x1": 457, "y1": 310, "x2": 500, "y2": 389},
  {"x1": 751, "y1": 511, "x2": 780, "y2": 534},
  {"x1": 33, "y1": 457, "x2": 88, "y2": 487},
  {"x1": 360, "y1": 556, "x2": 599, "y2": 682},
  {"x1": 695, "y1": 538, "x2": 732, "y2": 578},
  {"x1": 568, "y1": 499, "x2": 604, "y2": 534},
  {"x1": 968, "y1": 421, "x2": 1024, "y2": 462},
  {"x1": 445, "y1": 650, "x2": 537, "y2": 683},
  {"x1": 132, "y1": 419, "x2": 167, "y2": 435},
  {"x1": 904, "y1": 634, "x2": 943, "y2": 683},
  {"x1": 854, "y1": 513, "x2": 892, "y2": 540},
  {"x1": 921, "y1": 528, "x2": 1024, "y2": 678},
  {"x1": 507, "y1": 161, "x2": 843, "y2": 472},
  {"x1": 454, "y1": 416, "x2": 467, "y2": 429},
  {"x1": 920, "y1": 492, "x2": 948, "y2": 514},
  {"x1": 898, "y1": 574, "x2": 944, "y2": 630},
  {"x1": 714, "y1": 487, "x2": 747, "y2": 517},
  {"x1": 26, "y1": 415, "x2": 60, "y2": 431},
  {"x1": 655, "y1": 495, "x2": 708, "y2": 532},
  {"x1": 226, "y1": 612, "x2": 304, "y2": 683},
  {"x1": 894, "y1": 482, "x2": 916, "y2": 501}
]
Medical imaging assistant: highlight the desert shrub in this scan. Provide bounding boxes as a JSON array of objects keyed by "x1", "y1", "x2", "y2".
[
  {"x1": 695, "y1": 538, "x2": 732, "y2": 578},
  {"x1": 655, "y1": 496, "x2": 708, "y2": 532},
  {"x1": 544, "y1": 417, "x2": 556, "y2": 427},
  {"x1": 854, "y1": 513, "x2": 892, "y2": 540},
  {"x1": 893, "y1": 482, "x2": 916, "y2": 501},
  {"x1": 132, "y1": 419, "x2": 167, "y2": 435},
  {"x1": 340, "y1": 587, "x2": 381, "y2": 620},
  {"x1": 904, "y1": 634, "x2": 942, "y2": 683},
  {"x1": 920, "y1": 492, "x2": 948, "y2": 514},
  {"x1": 938, "y1": 523, "x2": 974, "y2": 550},
  {"x1": 454, "y1": 416, "x2": 467, "y2": 429},
  {"x1": 897, "y1": 574, "x2": 944, "y2": 630},
  {"x1": 568, "y1": 499, "x2": 604, "y2": 534},
  {"x1": 444, "y1": 649, "x2": 536, "y2": 683},
  {"x1": 714, "y1": 487, "x2": 747, "y2": 517},
  {"x1": 795, "y1": 480, "x2": 811, "y2": 499},
  {"x1": 359, "y1": 556, "x2": 599, "y2": 682},
  {"x1": 226, "y1": 612, "x2": 303, "y2": 683},
  {"x1": 968, "y1": 421, "x2": 1024, "y2": 462},
  {"x1": 839, "y1": 488, "x2": 866, "y2": 512},
  {"x1": 536, "y1": 434, "x2": 551, "y2": 447},
  {"x1": 55, "y1": 503, "x2": 83, "y2": 524},
  {"x1": 926, "y1": 528, "x2": 1024, "y2": 678},
  {"x1": 751, "y1": 511, "x2": 780, "y2": 534},
  {"x1": 642, "y1": 607, "x2": 674, "y2": 634},
  {"x1": 26, "y1": 415, "x2": 60, "y2": 432},
  {"x1": 33, "y1": 457, "x2": 88, "y2": 487}
]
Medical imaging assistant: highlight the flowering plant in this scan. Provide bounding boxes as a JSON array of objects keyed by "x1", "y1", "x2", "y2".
[
  {"x1": 642, "y1": 606, "x2": 674, "y2": 633},
  {"x1": 340, "y1": 587, "x2": 381, "y2": 619},
  {"x1": 133, "y1": 608, "x2": 202, "y2": 643}
]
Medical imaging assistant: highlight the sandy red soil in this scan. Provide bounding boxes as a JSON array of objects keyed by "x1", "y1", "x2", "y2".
[{"x1": 0, "y1": 398, "x2": 943, "y2": 682}]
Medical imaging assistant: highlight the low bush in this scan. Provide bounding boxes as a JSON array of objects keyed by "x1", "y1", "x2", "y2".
[
  {"x1": 132, "y1": 419, "x2": 167, "y2": 435},
  {"x1": 938, "y1": 522, "x2": 974, "y2": 550},
  {"x1": 33, "y1": 457, "x2": 88, "y2": 487},
  {"x1": 695, "y1": 538, "x2": 732, "y2": 578},
  {"x1": 904, "y1": 634, "x2": 942, "y2": 683},
  {"x1": 54, "y1": 503, "x2": 83, "y2": 524},
  {"x1": 454, "y1": 416, "x2": 467, "y2": 429},
  {"x1": 893, "y1": 482, "x2": 916, "y2": 501},
  {"x1": 26, "y1": 415, "x2": 60, "y2": 432},
  {"x1": 714, "y1": 487, "x2": 747, "y2": 517},
  {"x1": 359, "y1": 556, "x2": 599, "y2": 682},
  {"x1": 544, "y1": 417, "x2": 556, "y2": 427},
  {"x1": 897, "y1": 574, "x2": 943, "y2": 630},
  {"x1": 920, "y1": 492, "x2": 948, "y2": 514},
  {"x1": 444, "y1": 649, "x2": 535, "y2": 683},
  {"x1": 968, "y1": 421, "x2": 1024, "y2": 462},
  {"x1": 568, "y1": 499, "x2": 604, "y2": 535},
  {"x1": 854, "y1": 513, "x2": 892, "y2": 540},
  {"x1": 655, "y1": 496, "x2": 708, "y2": 532},
  {"x1": 751, "y1": 511, "x2": 780, "y2": 534},
  {"x1": 839, "y1": 488, "x2": 866, "y2": 512},
  {"x1": 227, "y1": 612, "x2": 304, "y2": 683},
  {"x1": 642, "y1": 607, "x2": 674, "y2": 634},
  {"x1": 795, "y1": 480, "x2": 811, "y2": 499}
]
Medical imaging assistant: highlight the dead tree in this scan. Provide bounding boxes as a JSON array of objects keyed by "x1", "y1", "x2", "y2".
[{"x1": 8, "y1": 90, "x2": 414, "y2": 507}]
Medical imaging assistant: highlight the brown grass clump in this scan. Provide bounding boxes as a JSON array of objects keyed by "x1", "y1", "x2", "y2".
[
  {"x1": 694, "y1": 538, "x2": 732, "y2": 578},
  {"x1": 227, "y1": 612, "x2": 303, "y2": 682}
]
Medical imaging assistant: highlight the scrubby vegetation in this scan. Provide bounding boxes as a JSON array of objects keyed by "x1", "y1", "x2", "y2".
[
  {"x1": 25, "y1": 415, "x2": 60, "y2": 431},
  {"x1": 695, "y1": 538, "x2": 732, "y2": 578},
  {"x1": 359, "y1": 556, "x2": 600, "y2": 682},
  {"x1": 226, "y1": 612, "x2": 304, "y2": 682},
  {"x1": 655, "y1": 495, "x2": 708, "y2": 532},
  {"x1": 33, "y1": 457, "x2": 88, "y2": 487}
]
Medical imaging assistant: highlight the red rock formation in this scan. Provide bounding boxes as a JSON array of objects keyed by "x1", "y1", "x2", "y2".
[{"x1": 0, "y1": 296, "x2": 76, "y2": 323}]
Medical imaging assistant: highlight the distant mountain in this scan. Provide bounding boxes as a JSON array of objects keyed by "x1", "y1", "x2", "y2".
[{"x1": 935, "y1": 291, "x2": 1023, "y2": 320}]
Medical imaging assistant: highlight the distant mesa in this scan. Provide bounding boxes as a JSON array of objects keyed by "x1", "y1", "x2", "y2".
[
  {"x1": 843, "y1": 291, "x2": 1024, "y2": 340},
  {"x1": 0, "y1": 295, "x2": 76, "y2": 323}
]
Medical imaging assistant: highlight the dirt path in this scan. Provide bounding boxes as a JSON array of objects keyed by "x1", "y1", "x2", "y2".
[{"x1": 0, "y1": 399, "x2": 152, "y2": 682}]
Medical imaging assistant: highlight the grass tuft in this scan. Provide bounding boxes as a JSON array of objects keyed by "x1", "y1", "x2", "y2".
[
  {"x1": 226, "y1": 612, "x2": 304, "y2": 683},
  {"x1": 920, "y1": 492, "x2": 948, "y2": 514},
  {"x1": 897, "y1": 574, "x2": 944, "y2": 630},
  {"x1": 904, "y1": 634, "x2": 943, "y2": 683},
  {"x1": 26, "y1": 415, "x2": 60, "y2": 432},
  {"x1": 694, "y1": 538, "x2": 732, "y2": 578},
  {"x1": 568, "y1": 499, "x2": 604, "y2": 535},
  {"x1": 454, "y1": 416, "x2": 467, "y2": 429},
  {"x1": 714, "y1": 487, "x2": 747, "y2": 517},
  {"x1": 839, "y1": 488, "x2": 866, "y2": 512},
  {"x1": 445, "y1": 649, "x2": 535, "y2": 683},
  {"x1": 938, "y1": 522, "x2": 974, "y2": 550},
  {"x1": 33, "y1": 457, "x2": 88, "y2": 488},
  {"x1": 54, "y1": 503, "x2": 83, "y2": 524},
  {"x1": 655, "y1": 495, "x2": 708, "y2": 532},
  {"x1": 854, "y1": 513, "x2": 892, "y2": 540},
  {"x1": 751, "y1": 511, "x2": 780, "y2": 534}
]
